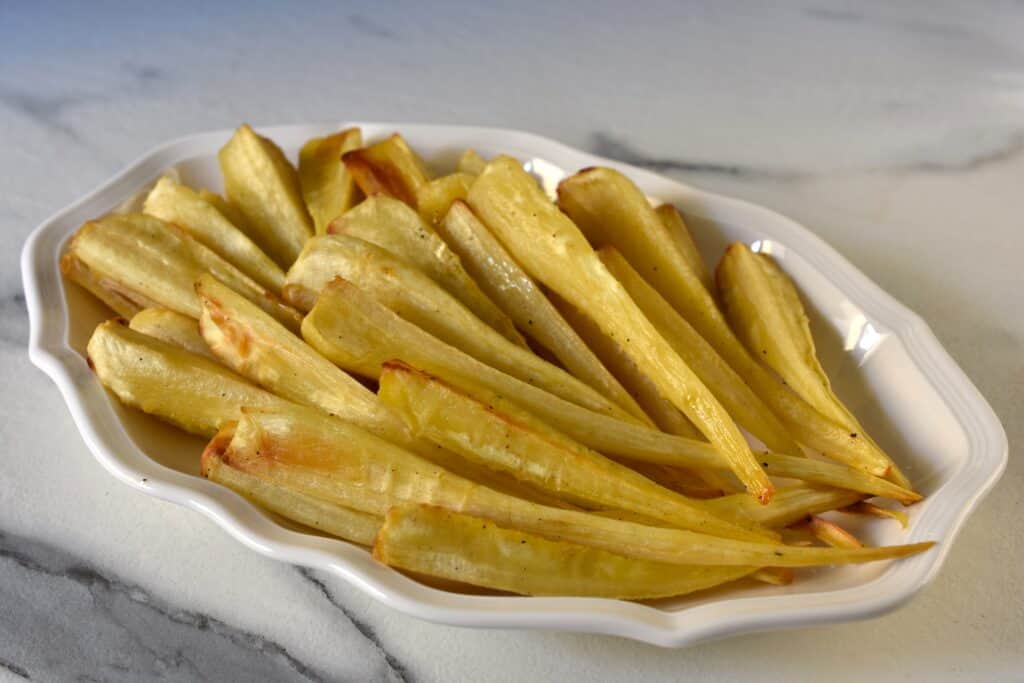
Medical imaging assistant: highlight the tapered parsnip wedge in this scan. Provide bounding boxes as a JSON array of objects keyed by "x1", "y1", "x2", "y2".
[
  {"x1": 559, "y1": 168, "x2": 895, "y2": 477},
  {"x1": 655, "y1": 204, "x2": 711, "y2": 292},
  {"x1": 61, "y1": 213, "x2": 301, "y2": 330},
  {"x1": 87, "y1": 320, "x2": 290, "y2": 437},
  {"x1": 378, "y1": 361, "x2": 773, "y2": 541},
  {"x1": 342, "y1": 133, "x2": 430, "y2": 207},
  {"x1": 298, "y1": 127, "x2": 363, "y2": 235},
  {"x1": 284, "y1": 235, "x2": 635, "y2": 422},
  {"x1": 217, "y1": 405, "x2": 934, "y2": 567},
  {"x1": 219, "y1": 124, "x2": 313, "y2": 267},
  {"x1": 128, "y1": 308, "x2": 214, "y2": 360},
  {"x1": 303, "y1": 279, "x2": 915, "y2": 501},
  {"x1": 600, "y1": 246, "x2": 799, "y2": 454},
  {"x1": 374, "y1": 505, "x2": 757, "y2": 599},
  {"x1": 142, "y1": 175, "x2": 286, "y2": 293},
  {"x1": 466, "y1": 157, "x2": 773, "y2": 502},
  {"x1": 705, "y1": 486, "x2": 864, "y2": 529},
  {"x1": 198, "y1": 190, "x2": 253, "y2": 236},
  {"x1": 195, "y1": 274, "x2": 570, "y2": 507},
  {"x1": 61, "y1": 246, "x2": 151, "y2": 318},
  {"x1": 758, "y1": 452, "x2": 919, "y2": 503},
  {"x1": 549, "y1": 292, "x2": 748, "y2": 495},
  {"x1": 751, "y1": 568, "x2": 794, "y2": 586},
  {"x1": 457, "y1": 149, "x2": 487, "y2": 176},
  {"x1": 843, "y1": 502, "x2": 910, "y2": 529},
  {"x1": 415, "y1": 172, "x2": 474, "y2": 224},
  {"x1": 304, "y1": 278, "x2": 714, "y2": 467},
  {"x1": 548, "y1": 290, "x2": 699, "y2": 438},
  {"x1": 202, "y1": 439, "x2": 380, "y2": 545},
  {"x1": 622, "y1": 461, "x2": 725, "y2": 499},
  {"x1": 437, "y1": 201, "x2": 649, "y2": 423},
  {"x1": 717, "y1": 243, "x2": 912, "y2": 490},
  {"x1": 327, "y1": 196, "x2": 526, "y2": 347},
  {"x1": 803, "y1": 517, "x2": 862, "y2": 549}
]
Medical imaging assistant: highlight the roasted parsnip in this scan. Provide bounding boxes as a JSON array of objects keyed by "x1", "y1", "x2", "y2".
[
  {"x1": 327, "y1": 196, "x2": 526, "y2": 347},
  {"x1": 61, "y1": 212, "x2": 301, "y2": 330},
  {"x1": 599, "y1": 246, "x2": 799, "y2": 454},
  {"x1": 548, "y1": 291, "x2": 699, "y2": 438},
  {"x1": 467, "y1": 156, "x2": 773, "y2": 502},
  {"x1": 128, "y1": 308, "x2": 214, "y2": 360},
  {"x1": 142, "y1": 174, "x2": 286, "y2": 293},
  {"x1": 378, "y1": 361, "x2": 773, "y2": 541},
  {"x1": 219, "y1": 123, "x2": 313, "y2": 267},
  {"x1": 717, "y1": 242, "x2": 911, "y2": 489},
  {"x1": 557, "y1": 166, "x2": 892, "y2": 477},
  {"x1": 655, "y1": 203, "x2": 711, "y2": 293},
  {"x1": 457, "y1": 149, "x2": 487, "y2": 176},
  {"x1": 195, "y1": 274, "x2": 571, "y2": 507},
  {"x1": 437, "y1": 201, "x2": 649, "y2": 423},
  {"x1": 342, "y1": 133, "x2": 430, "y2": 207},
  {"x1": 212, "y1": 405, "x2": 933, "y2": 567},
  {"x1": 374, "y1": 505, "x2": 757, "y2": 599},
  {"x1": 203, "y1": 439, "x2": 381, "y2": 545},
  {"x1": 87, "y1": 320, "x2": 290, "y2": 437},
  {"x1": 298, "y1": 127, "x2": 363, "y2": 235},
  {"x1": 302, "y1": 279, "x2": 918, "y2": 503},
  {"x1": 415, "y1": 172, "x2": 474, "y2": 224},
  {"x1": 284, "y1": 235, "x2": 636, "y2": 422},
  {"x1": 198, "y1": 190, "x2": 253, "y2": 236},
  {"x1": 704, "y1": 485, "x2": 865, "y2": 529}
]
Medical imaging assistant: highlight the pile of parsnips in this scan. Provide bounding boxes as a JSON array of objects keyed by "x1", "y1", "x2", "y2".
[{"x1": 65, "y1": 125, "x2": 932, "y2": 600}]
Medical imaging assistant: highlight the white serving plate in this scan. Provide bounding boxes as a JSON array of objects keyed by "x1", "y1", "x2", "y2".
[{"x1": 22, "y1": 123, "x2": 1006, "y2": 647}]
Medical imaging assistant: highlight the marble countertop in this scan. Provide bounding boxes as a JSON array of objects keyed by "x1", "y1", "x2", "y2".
[{"x1": 3, "y1": 2, "x2": 1022, "y2": 680}]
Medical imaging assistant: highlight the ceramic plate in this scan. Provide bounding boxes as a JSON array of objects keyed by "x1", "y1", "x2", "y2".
[{"x1": 22, "y1": 123, "x2": 1006, "y2": 647}]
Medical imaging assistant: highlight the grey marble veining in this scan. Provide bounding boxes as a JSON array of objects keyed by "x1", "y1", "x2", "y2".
[
  {"x1": 2, "y1": 1, "x2": 1022, "y2": 681},
  {"x1": 0, "y1": 532, "x2": 407, "y2": 682}
]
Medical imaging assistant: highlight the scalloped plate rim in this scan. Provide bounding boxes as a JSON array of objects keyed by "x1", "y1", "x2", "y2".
[{"x1": 21, "y1": 122, "x2": 1007, "y2": 647}]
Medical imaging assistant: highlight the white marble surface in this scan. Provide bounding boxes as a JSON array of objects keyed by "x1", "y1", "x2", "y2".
[{"x1": 3, "y1": 1, "x2": 1022, "y2": 680}]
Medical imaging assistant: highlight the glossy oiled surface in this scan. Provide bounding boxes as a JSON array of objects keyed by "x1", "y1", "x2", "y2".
[{"x1": 6, "y1": 2, "x2": 1022, "y2": 680}]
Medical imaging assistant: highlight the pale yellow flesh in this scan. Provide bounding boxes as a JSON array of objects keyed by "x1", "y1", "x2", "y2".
[
  {"x1": 198, "y1": 190, "x2": 255, "y2": 237},
  {"x1": 219, "y1": 123, "x2": 313, "y2": 268},
  {"x1": 600, "y1": 246, "x2": 800, "y2": 455},
  {"x1": 717, "y1": 243, "x2": 911, "y2": 489},
  {"x1": 128, "y1": 308, "x2": 215, "y2": 360},
  {"x1": 377, "y1": 362, "x2": 774, "y2": 541},
  {"x1": 705, "y1": 486, "x2": 864, "y2": 529},
  {"x1": 284, "y1": 234, "x2": 636, "y2": 422},
  {"x1": 556, "y1": 166, "x2": 891, "y2": 477},
  {"x1": 87, "y1": 320, "x2": 291, "y2": 437},
  {"x1": 328, "y1": 196, "x2": 526, "y2": 347},
  {"x1": 844, "y1": 502, "x2": 910, "y2": 529},
  {"x1": 194, "y1": 274, "x2": 571, "y2": 508},
  {"x1": 142, "y1": 174, "x2": 286, "y2": 293},
  {"x1": 298, "y1": 127, "x2": 364, "y2": 235},
  {"x1": 374, "y1": 505, "x2": 757, "y2": 599},
  {"x1": 655, "y1": 203, "x2": 712, "y2": 293},
  {"x1": 343, "y1": 133, "x2": 430, "y2": 207},
  {"x1": 620, "y1": 461, "x2": 725, "y2": 499},
  {"x1": 415, "y1": 172, "x2": 474, "y2": 224},
  {"x1": 466, "y1": 157, "x2": 772, "y2": 502},
  {"x1": 203, "y1": 448, "x2": 380, "y2": 546},
  {"x1": 303, "y1": 279, "x2": 718, "y2": 469},
  {"x1": 548, "y1": 291, "x2": 699, "y2": 438},
  {"x1": 437, "y1": 201, "x2": 650, "y2": 424},
  {"x1": 552, "y1": 294, "x2": 742, "y2": 495},
  {"x1": 804, "y1": 517, "x2": 863, "y2": 549},
  {"x1": 216, "y1": 405, "x2": 934, "y2": 567},
  {"x1": 457, "y1": 149, "x2": 487, "y2": 176},
  {"x1": 62, "y1": 212, "x2": 301, "y2": 331},
  {"x1": 302, "y1": 279, "x2": 914, "y2": 502}
]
